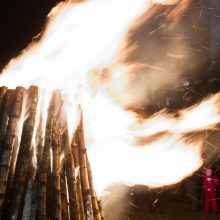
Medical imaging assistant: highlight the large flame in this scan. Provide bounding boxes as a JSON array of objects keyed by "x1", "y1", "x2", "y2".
[
  {"x1": 0, "y1": 0, "x2": 219, "y2": 195},
  {"x1": 82, "y1": 89, "x2": 220, "y2": 193}
]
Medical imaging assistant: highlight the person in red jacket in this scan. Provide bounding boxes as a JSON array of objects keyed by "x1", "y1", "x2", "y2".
[{"x1": 203, "y1": 168, "x2": 219, "y2": 213}]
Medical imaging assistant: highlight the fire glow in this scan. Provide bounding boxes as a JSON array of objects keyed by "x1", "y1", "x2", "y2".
[{"x1": 0, "y1": 0, "x2": 219, "y2": 195}]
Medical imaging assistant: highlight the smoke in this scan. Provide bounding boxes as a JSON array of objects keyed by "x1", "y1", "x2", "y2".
[
  {"x1": 0, "y1": 0, "x2": 196, "y2": 114},
  {"x1": 0, "y1": 0, "x2": 189, "y2": 88},
  {"x1": 84, "y1": 0, "x2": 203, "y2": 111}
]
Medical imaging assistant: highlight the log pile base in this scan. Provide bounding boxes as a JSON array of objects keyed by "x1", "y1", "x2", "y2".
[{"x1": 0, "y1": 86, "x2": 103, "y2": 220}]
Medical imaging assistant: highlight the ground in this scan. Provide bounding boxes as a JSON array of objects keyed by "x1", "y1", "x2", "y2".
[
  {"x1": 103, "y1": 183, "x2": 220, "y2": 220},
  {"x1": 132, "y1": 197, "x2": 220, "y2": 220}
]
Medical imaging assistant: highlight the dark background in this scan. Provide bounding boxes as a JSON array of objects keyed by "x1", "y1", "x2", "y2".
[{"x1": 0, "y1": 0, "x2": 63, "y2": 70}]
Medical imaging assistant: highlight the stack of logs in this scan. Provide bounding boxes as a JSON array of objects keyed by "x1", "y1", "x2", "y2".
[{"x1": 0, "y1": 86, "x2": 104, "y2": 220}]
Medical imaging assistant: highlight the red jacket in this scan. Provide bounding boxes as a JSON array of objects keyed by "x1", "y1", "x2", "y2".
[{"x1": 203, "y1": 173, "x2": 219, "y2": 191}]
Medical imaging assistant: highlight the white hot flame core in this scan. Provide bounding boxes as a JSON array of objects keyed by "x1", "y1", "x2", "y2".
[{"x1": 0, "y1": 0, "x2": 218, "y2": 195}]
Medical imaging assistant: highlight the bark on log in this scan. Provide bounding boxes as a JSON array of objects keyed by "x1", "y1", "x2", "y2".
[
  {"x1": 0, "y1": 87, "x2": 25, "y2": 218},
  {"x1": 0, "y1": 86, "x2": 8, "y2": 113},
  {"x1": 7, "y1": 136, "x2": 19, "y2": 187},
  {"x1": 36, "y1": 112, "x2": 44, "y2": 167},
  {"x1": 71, "y1": 129, "x2": 86, "y2": 220},
  {"x1": 4, "y1": 136, "x2": 20, "y2": 218},
  {"x1": 97, "y1": 199, "x2": 104, "y2": 220},
  {"x1": 22, "y1": 179, "x2": 34, "y2": 220},
  {"x1": 77, "y1": 113, "x2": 93, "y2": 219},
  {"x1": 60, "y1": 160, "x2": 69, "y2": 220},
  {"x1": 37, "y1": 91, "x2": 59, "y2": 220},
  {"x1": 0, "y1": 90, "x2": 14, "y2": 152},
  {"x1": 87, "y1": 158, "x2": 101, "y2": 220},
  {"x1": 52, "y1": 106, "x2": 62, "y2": 220},
  {"x1": 5, "y1": 86, "x2": 39, "y2": 220},
  {"x1": 32, "y1": 111, "x2": 44, "y2": 220},
  {"x1": 63, "y1": 125, "x2": 80, "y2": 220},
  {"x1": 0, "y1": 87, "x2": 104, "y2": 220}
]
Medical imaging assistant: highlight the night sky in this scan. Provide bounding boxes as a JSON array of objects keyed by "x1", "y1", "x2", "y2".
[{"x1": 0, "y1": 0, "x2": 62, "y2": 70}]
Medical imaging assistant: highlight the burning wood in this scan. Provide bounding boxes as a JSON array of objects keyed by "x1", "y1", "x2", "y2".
[
  {"x1": 87, "y1": 157, "x2": 101, "y2": 220},
  {"x1": 77, "y1": 114, "x2": 94, "y2": 219},
  {"x1": 63, "y1": 120, "x2": 81, "y2": 219},
  {"x1": 71, "y1": 129, "x2": 86, "y2": 220},
  {"x1": 60, "y1": 160, "x2": 69, "y2": 220},
  {"x1": 6, "y1": 86, "x2": 39, "y2": 219},
  {"x1": 0, "y1": 87, "x2": 8, "y2": 110},
  {"x1": 0, "y1": 87, "x2": 25, "y2": 218},
  {"x1": 0, "y1": 86, "x2": 104, "y2": 220},
  {"x1": 0, "y1": 89, "x2": 14, "y2": 149}
]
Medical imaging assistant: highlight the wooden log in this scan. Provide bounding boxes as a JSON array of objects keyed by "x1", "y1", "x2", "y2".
[
  {"x1": 60, "y1": 159, "x2": 69, "y2": 220},
  {"x1": 0, "y1": 86, "x2": 8, "y2": 113},
  {"x1": 30, "y1": 111, "x2": 44, "y2": 219},
  {"x1": 51, "y1": 94, "x2": 62, "y2": 220},
  {"x1": 62, "y1": 124, "x2": 80, "y2": 220},
  {"x1": 36, "y1": 112, "x2": 44, "y2": 167},
  {"x1": 97, "y1": 199, "x2": 104, "y2": 220},
  {"x1": 77, "y1": 112, "x2": 93, "y2": 219},
  {"x1": 31, "y1": 111, "x2": 45, "y2": 220},
  {"x1": 0, "y1": 90, "x2": 14, "y2": 151},
  {"x1": 7, "y1": 135, "x2": 19, "y2": 187},
  {"x1": 71, "y1": 129, "x2": 86, "y2": 220},
  {"x1": 87, "y1": 158, "x2": 101, "y2": 220},
  {"x1": 22, "y1": 179, "x2": 34, "y2": 220},
  {"x1": 21, "y1": 146, "x2": 36, "y2": 220},
  {"x1": 0, "y1": 87, "x2": 104, "y2": 219},
  {"x1": 6, "y1": 98, "x2": 25, "y2": 216},
  {"x1": 46, "y1": 156, "x2": 53, "y2": 220},
  {"x1": 1, "y1": 93, "x2": 22, "y2": 219},
  {"x1": 0, "y1": 87, "x2": 25, "y2": 218},
  {"x1": 5, "y1": 86, "x2": 39, "y2": 220},
  {"x1": 3, "y1": 136, "x2": 20, "y2": 218},
  {"x1": 37, "y1": 91, "x2": 59, "y2": 220}
]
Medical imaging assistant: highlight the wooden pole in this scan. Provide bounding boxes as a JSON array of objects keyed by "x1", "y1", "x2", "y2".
[
  {"x1": 0, "y1": 87, "x2": 25, "y2": 218},
  {"x1": 7, "y1": 135, "x2": 19, "y2": 187},
  {"x1": 60, "y1": 159, "x2": 69, "y2": 220},
  {"x1": 21, "y1": 146, "x2": 35, "y2": 220},
  {"x1": 37, "y1": 91, "x2": 58, "y2": 220},
  {"x1": 97, "y1": 199, "x2": 104, "y2": 220},
  {"x1": 46, "y1": 148, "x2": 53, "y2": 219},
  {"x1": 77, "y1": 112, "x2": 93, "y2": 219},
  {"x1": 5, "y1": 86, "x2": 39, "y2": 220},
  {"x1": 0, "y1": 90, "x2": 14, "y2": 151},
  {"x1": 3, "y1": 135, "x2": 20, "y2": 218},
  {"x1": 0, "y1": 86, "x2": 104, "y2": 220},
  {"x1": 32, "y1": 110, "x2": 44, "y2": 220},
  {"x1": 63, "y1": 123, "x2": 80, "y2": 220},
  {"x1": 22, "y1": 178, "x2": 34, "y2": 220},
  {"x1": 71, "y1": 129, "x2": 86, "y2": 220},
  {"x1": 87, "y1": 158, "x2": 101, "y2": 220},
  {"x1": 51, "y1": 91, "x2": 62, "y2": 220},
  {"x1": 0, "y1": 86, "x2": 8, "y2": 113},
  {"x1": 36, "y1": 112, "x2": 44, "y2": 166}
]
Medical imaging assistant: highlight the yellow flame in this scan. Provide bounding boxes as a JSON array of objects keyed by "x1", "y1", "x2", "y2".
[
  {"x1": 82, "y1": 91, "x2": 204, "y2": 194},
  {"x1": 0, "y1": 0, "x2": 153, "y2": 89},
  {"x1": 0, "y1": 0, "x2": 218, "y2": 195},
  {"x1": 132, "y1": 93, "x2": 220, "y2": 137}
]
